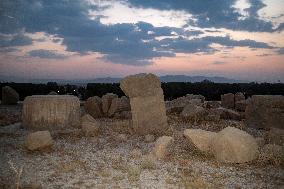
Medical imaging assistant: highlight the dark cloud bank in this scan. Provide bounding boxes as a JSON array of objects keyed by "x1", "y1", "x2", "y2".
[{"x1": 0, "y1": 0, "x2": 283, "y2": 65}]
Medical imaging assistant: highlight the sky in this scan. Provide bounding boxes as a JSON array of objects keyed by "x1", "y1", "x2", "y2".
[{"x1": 0, "y1": 0, "x2": 284, "y2": 82}]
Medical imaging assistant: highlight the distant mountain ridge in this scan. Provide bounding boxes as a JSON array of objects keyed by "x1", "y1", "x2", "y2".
[
  {"x1": 84, "y1": 75, "x2": 244, "y2": 84},
  {"x1": 0, "y1": 75, "x2": 246, "y2": 84}
]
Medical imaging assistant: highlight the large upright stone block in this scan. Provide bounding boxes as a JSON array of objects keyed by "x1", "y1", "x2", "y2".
[
  {"x1": 120, "y1": 73, "x2": 168, "y2": 135},
  {"x1": 245, "y1": 95, "x2": 284, "y2": 129},
  {"x1": 85, "y1": 96, "x2": 103, "y2": 118},
  {"x1": 22, "y1": 95, "x2": 80, "y2": 130},
  {"x1": 221, "y1": 93, "x2": 234, "y2": 109}
]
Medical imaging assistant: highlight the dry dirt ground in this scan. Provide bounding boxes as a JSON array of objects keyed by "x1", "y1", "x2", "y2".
[{"x1": 0, "y1": 105, "x2": 283, "y2": 189}]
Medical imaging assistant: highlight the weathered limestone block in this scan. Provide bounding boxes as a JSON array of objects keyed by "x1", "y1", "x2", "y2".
[
  {"x1": 211, "y1": 127, "x2": 259, "y2": 163},
  {"x1": 181, "y1": 104, "x2": 207, "y2": 121},
  {"x1": 120, "y1": 73, "x2": 169, "y2": 135},
  {"x1": 108, "y1": 96, "x2": 131, "y2": 117},
  {"x1": 245, "y1": 95, "x2": 284, "y2": 129},
  {"x1": 81, "y1": 114, "x2": 100, "y2": 137},
  {"x1": 184, "y1": 129, "x2": 217, "y2": 154},
  {"x1": 102, "y1": 93, "x2": 118, "y2": 115},
  {"x1": 235, "y1": 92, "x2": 245, "y2": 103},
  {"x1": 221, "y1": 93, "x2": 234, "y2": 109},
  {"x1": 153, "y1": 136, "x2": 173, "y2": 159},
  {"x1": 1, "y1": 86, "x2": 19, "y2": 105},
  {"x1": 22, "y1": 95, "x2": 80, "y2": 130},
  {"x1": 25, "y1": 131, "x2": 53, "y2": 151},
  {"x1": 235, "y1": 100, "x2": 247, "y2": 112},
  {"x1": 85, "y1": 96, "x2": 103, "y2": 118},
  {"x1": 166, "y1": 94, "x2": 205, "y2": 114}
]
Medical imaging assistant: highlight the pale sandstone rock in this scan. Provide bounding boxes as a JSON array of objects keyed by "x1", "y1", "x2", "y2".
[
  {"x1": 108, "y1": 96, "x2": 131, "y2": 117},
  {"x1": 102, "y1": 93, "x2": 118, "y2": 115},
  {"x1": 120, "y1": 73, "x2": 168, "y2": 135},
  {"x1": 221, "y1": 93, "x2": 235, "y2": 109},
  {"x1": 85, "y1": 96, "x2": 103, "y2": 118},
  {"x1": 211, "y1": 127, "x2": 259, "y2": 163},
  {"x1": 166, "y1": 94, "x2": 205, "y2": 114},
  {"x1": 25, "y1": 131, "x2": 53, "y2": 151},
  {"x1": 184, "y1": 129, "x2": 217, "y2": 153},
  {"x1": 153, "y1": 136, "x2": 173, "y2": 159},
  {"x1": 22, "y1": 95, "x2": 80, "y2": 130},
  {"x1": 235, "y1": 92, "x2": 245, "y2": 103},
  {"x1": 181, "y1": 104, "x2": 207, "y2": 121},
  {"x1": 81, "y1": 114, "x2": 100, "y2": 137}
]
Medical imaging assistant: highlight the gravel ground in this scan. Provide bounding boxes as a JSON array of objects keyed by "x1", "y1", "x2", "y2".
[{"x1": 0, "y1": 105, "x2": 283, "y2": 189}]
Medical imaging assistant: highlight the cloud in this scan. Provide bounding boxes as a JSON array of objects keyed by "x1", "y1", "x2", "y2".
[
  {"x1": 0, "y1": 0, "x2": 279, "y2": 65},
  {"x1": 0, "y1": 47, "x2": 20, "y2": 53},
  {"x1": 158, "y1": 35, "x2": 273, "y2": 55},
  {"x1": 0, "y1": 34, "x2": 33, "y2": 47},
  {"x1": 125, "y1": 0, "x2": 282, "y2": 32},
  {"x1": 212, "y1": 61, "x2": 226, "y2": 65},
  {"x1": 28, "y1": 49, "x2": 67, "y2": 59},
  {"x1": 276, "y1": 48, "x2": 284, "y2": 54}
]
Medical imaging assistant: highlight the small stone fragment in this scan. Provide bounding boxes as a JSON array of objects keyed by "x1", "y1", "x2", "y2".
[
  {"x1": 25, "y1": 131, "x2": 53, "y2": 151},
  {"x1": 153, "y1": 136, "x2": 173, "y2": 159}
]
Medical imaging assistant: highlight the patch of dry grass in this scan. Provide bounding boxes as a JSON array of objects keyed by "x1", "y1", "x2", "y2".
[
  {"x1": 140, "y1": 155, "x2": 156, "y2": 170},
  {"x1": 112, "y1": 174, "x2": 125, "y2": 181},
  {"x1": 56, "y1": 160, "x2": 86, "y2": 173},
  {"x1": 127, "y1": 165, "x2": 141, "y2": 182},
  {"x1": 100, "y1": 169, "x2": 112, "y2": 178}
]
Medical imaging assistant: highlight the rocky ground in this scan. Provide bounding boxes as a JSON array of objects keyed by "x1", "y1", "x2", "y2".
[{"x1": 0, "y1": 104, "x2": 283, "y2": 189}]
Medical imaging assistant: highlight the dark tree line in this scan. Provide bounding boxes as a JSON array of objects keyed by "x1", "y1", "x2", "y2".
[{"x1": 1, "y1": 81, "x2": 284, "y2": 101}]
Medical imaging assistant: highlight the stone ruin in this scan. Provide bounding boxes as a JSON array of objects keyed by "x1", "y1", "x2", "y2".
[
  {"x1": 16, "y1": 74, "x2": 283, "y2": 164},
  {"x1": 1, "y1": 86, "x2": 19, "y2": 105},
  {"x1": 22, "y1": 95, "x2": 80, "y2": 130},
  {"x1": 245, "y1": 95, "x2": 284, "y2": 129},
  {"x1": 120, "y1": 73, "x2": 169, "y2": 135},
  {"x1": 84, "y1": 93, "x2": 131, "y2": 119},
  {"x1": 221, "y1": 92, "x2": 246, "y2": 111}
]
